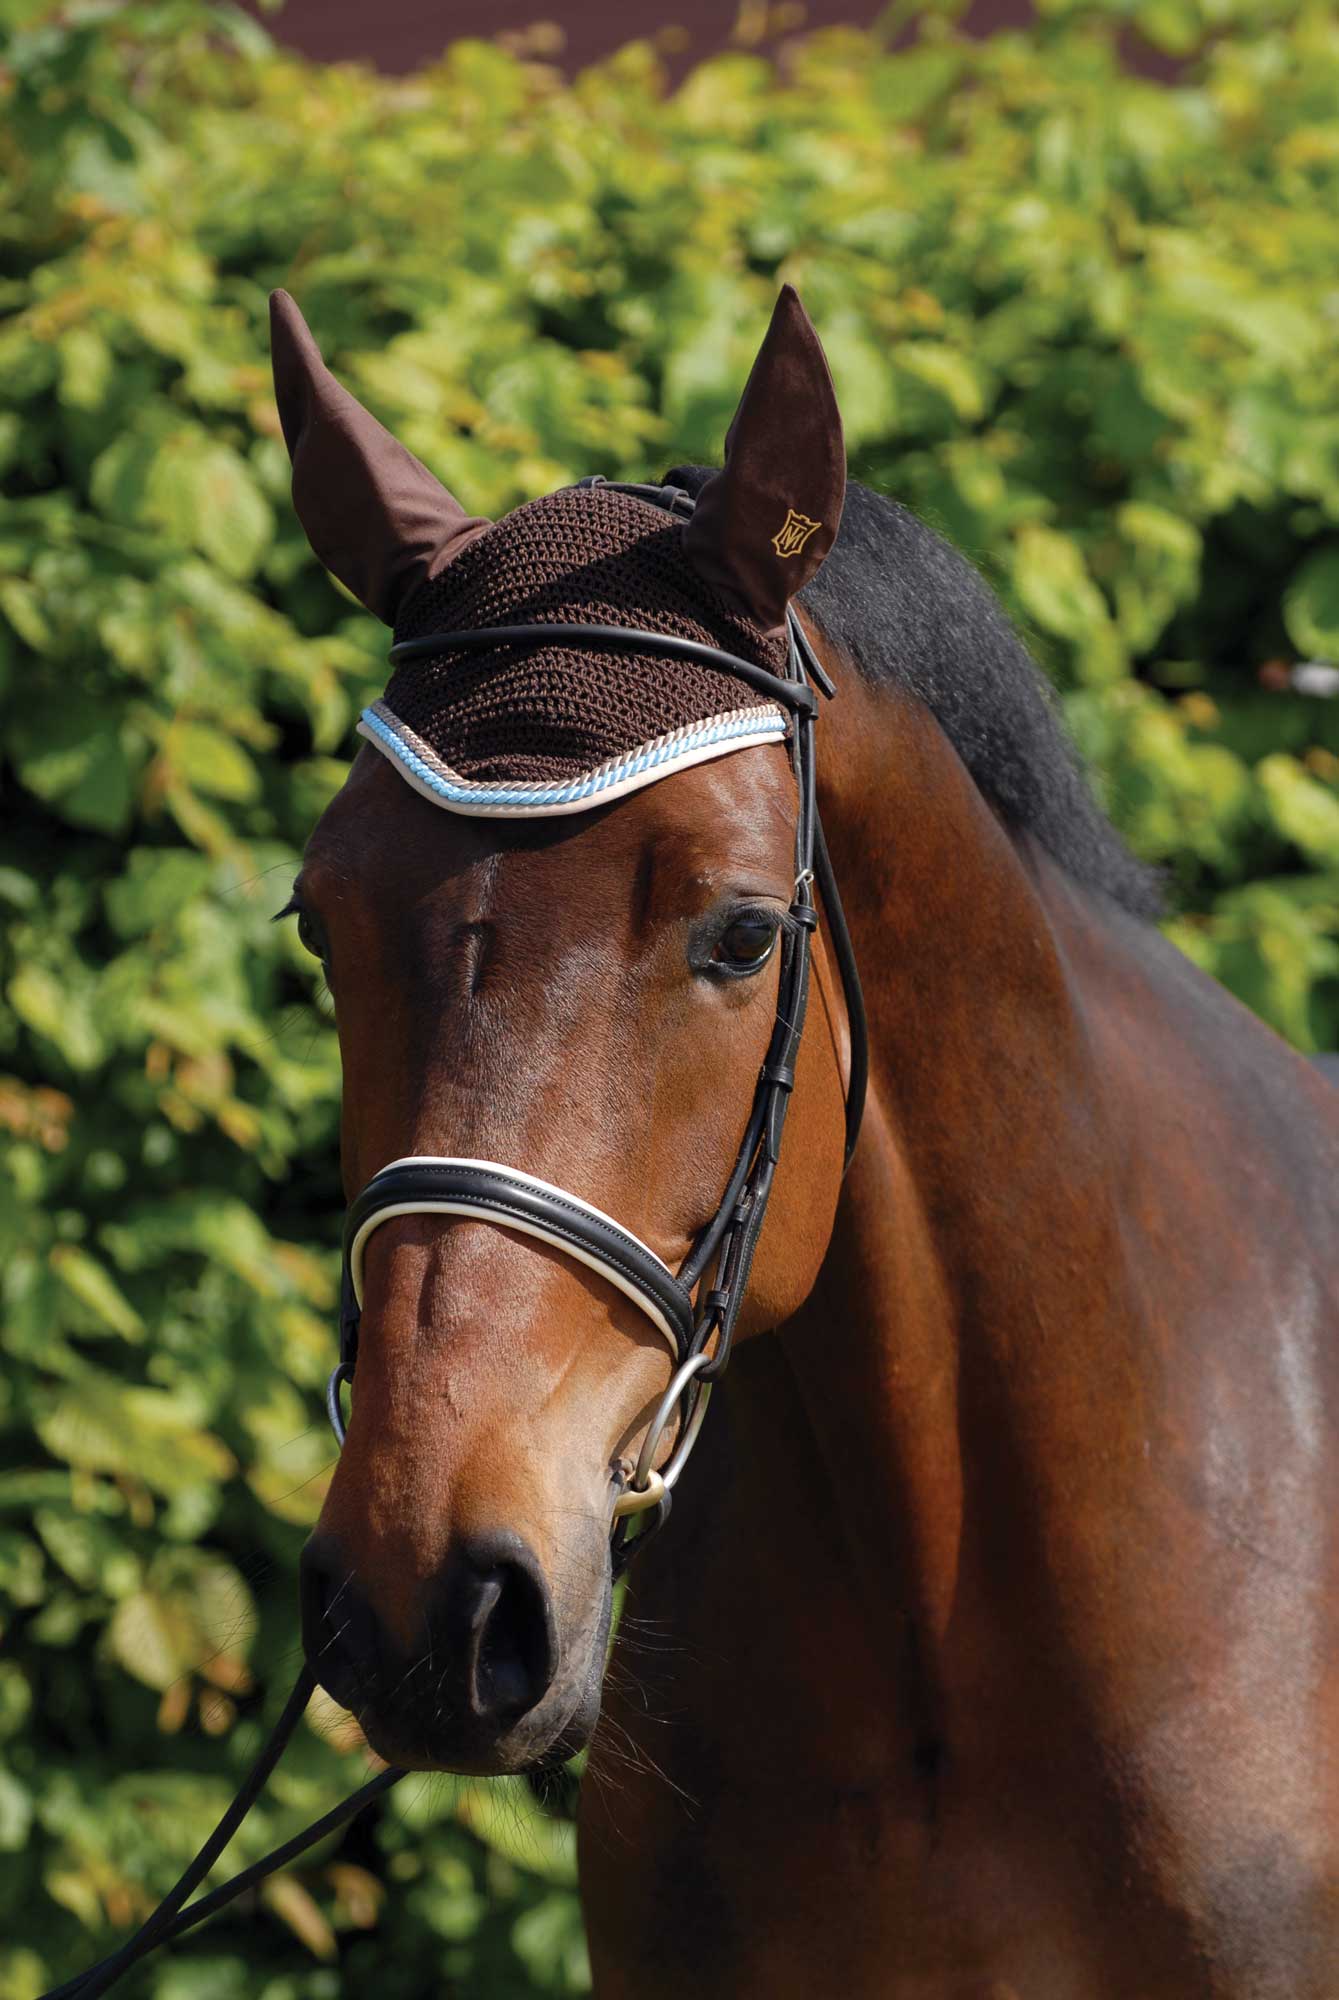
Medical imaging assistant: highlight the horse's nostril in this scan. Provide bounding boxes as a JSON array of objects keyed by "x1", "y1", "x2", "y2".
[
  {"x1": 474, "y1": 1563, "x2": 551, "y2": 1717},
  {"x1": 300, "y1": 1530, "x2": 559, "y2": 1745},
  {"x1": 456, "y1": 1539, "x2": 557, "y2": 1724}
]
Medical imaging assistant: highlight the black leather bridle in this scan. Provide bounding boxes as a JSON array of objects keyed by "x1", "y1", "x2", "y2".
[
  {"x1": 331, "y1": 478, "x2": 867, "y2": 1567},
  {"x1": 42, "y1": 479, "x2": 866, "y2": 1997}
]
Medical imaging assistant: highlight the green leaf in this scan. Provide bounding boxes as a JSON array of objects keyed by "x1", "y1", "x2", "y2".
[
  {"x1": 104, "y1": 849, "x2": 214, "y2": 937},
  {"x1": 0, "y1": 1765, "x2": 33, "y2": 1854},
  {"x1": 57, "y1": 326, "x2": 115, "y2": 412},
  {"x1": 107, "y1": 1552, "x2": 255, "y2": 1692},
  {"x1": 105, "y1": 1590, "x2": 186, "y2": 1692},
  {"x1": 1256, "y1": 754, "x2": 1339, "y2": 868},
  {"x1": 0, "y1": 578, "x2": 53, "y2": 653},
  {"x1": 7, "y1": 691, "x2": 136, "y2": 834},
  {"x1": 34, "y1": 1374, "x2": 234, "y2": 1499},
  {"x1": 167, "y1": 722, "x2": 260, "y2": 802},
  {"x1": 1014, "y1": 526, "x2": 1103, "y2": 640},
  {"x1": 1284, "y1": 547, "x2": 1339, "y2": 661},
  {"x1": 147, "y1": 433, "x2": 274, "y2": 581},
  {"x1": 33, "y1": 1509, "x2": 139, "y2": 1595},
  {"x1": 92, "y1": 425, "x2": 275, "y2": 580},
  {"x1": 1012, "y1": 525, "x2": 1125, "y2": 681},
  {"x1": 457, "y1": 1779, "x2": 578, "y2": 1887},
  {"x1": 1112, "y1": 502, "x2": 1202, "y2": 652},
  {"x1": 0, "y1": 1531, "x2": 45, "y2": 1609},
  {"x1": 821, "y1": 320, "x2": 899, "y2": 445},
  {"x1": 1194, "y1": 882, "x2": 1339, "y2": 1050},
  {"x1": 7, "y1": 964, "x2": 105, "y2": 1071},
  {"x1": 49, "y1": 1245, "x2": 145, "y2": 1341},
  {"x1": 892, "y1": 341, "x2": 987, "y2": 423},
  {"x1": 0, "y1": 1663, "x2": 33, "y2": 1742}
]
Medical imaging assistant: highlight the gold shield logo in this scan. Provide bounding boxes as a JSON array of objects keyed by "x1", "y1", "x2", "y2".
[{"x1": 772, "y1": 509, "x2": 822, "y2": 559}]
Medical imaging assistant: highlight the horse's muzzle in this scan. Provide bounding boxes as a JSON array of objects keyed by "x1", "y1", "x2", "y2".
[{"x1": 299, "y1": 1528, "x2": 573, "y2": 1772}]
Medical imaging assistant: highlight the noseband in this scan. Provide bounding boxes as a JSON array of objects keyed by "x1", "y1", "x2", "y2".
[{"x1": 329, "y1": 479, "x2": 867, "y2": 1568}]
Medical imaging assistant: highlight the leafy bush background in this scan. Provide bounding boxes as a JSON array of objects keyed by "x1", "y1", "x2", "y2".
[{"x1": 2, "y1": 0, "x2": 1338, "y2": 1993}]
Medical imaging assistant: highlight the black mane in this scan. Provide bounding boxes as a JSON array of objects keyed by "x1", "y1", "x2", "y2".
[{"x1": 665, "y1": 468, "x2": 1161, "y2": 919}]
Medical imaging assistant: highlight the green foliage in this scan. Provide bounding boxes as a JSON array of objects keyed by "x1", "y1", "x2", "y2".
[{"x1": 2, "y1": 0, "x2": 1338, "y2": 1994}]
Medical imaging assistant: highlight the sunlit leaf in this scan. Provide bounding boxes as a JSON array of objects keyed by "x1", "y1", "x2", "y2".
[
  {"x1": 1256, "y1": 754, "x2": 1339, "y2": 868},
  {"x1": 107, "y1": 1551, "x2": 255, "y2": 1692},
  {"x1": 7, "y1": 965, "x2": 105, "y2": 1071},
  {"x1": 49, "y1": 1245, "x2": 145, "y2": 1341},
  {"x1": 35, "y1": 1374, "x2": 235, "y2": 1498},
  {"x1": 1285, "y1": 547, "x2": 1339, "y2": 662}
]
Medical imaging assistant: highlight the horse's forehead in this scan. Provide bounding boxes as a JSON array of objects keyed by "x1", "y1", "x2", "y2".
[{"x1": 306, "y1": 737, "x2": 795, "y2": 917}]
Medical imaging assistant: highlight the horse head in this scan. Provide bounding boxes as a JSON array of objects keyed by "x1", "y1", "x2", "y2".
[{"x1": 274, "y1": 288, "x2": 856, "y2": 1774}]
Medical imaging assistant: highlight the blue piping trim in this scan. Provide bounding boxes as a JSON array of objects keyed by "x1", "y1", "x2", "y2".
[{"x1": 358, "y1": 706, "x2": 786, "y2": 811}]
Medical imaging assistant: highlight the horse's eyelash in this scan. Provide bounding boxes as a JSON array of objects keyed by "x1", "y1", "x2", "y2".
[
  {"x1": 732, "y1": 904, "x2": 801, "y2": 940},
  {"x1": 272, "y1": 892, "x2": 301, "y2": 924}
]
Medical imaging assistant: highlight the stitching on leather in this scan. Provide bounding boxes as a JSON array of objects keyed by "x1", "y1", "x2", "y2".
[{"x1": 351, "y1": 1175, "x2": 693, "y2": 1336}]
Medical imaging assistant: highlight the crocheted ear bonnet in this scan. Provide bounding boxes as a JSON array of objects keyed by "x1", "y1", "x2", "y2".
[
  {"x1": 360, "y1": 483, "x2": 790, "y2": 818},
  {"x1": 269, "y1": 285, "x2": 845, "y2": 819}
]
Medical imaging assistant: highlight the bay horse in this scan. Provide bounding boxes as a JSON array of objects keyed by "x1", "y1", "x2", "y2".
[{"x1": 271, "y1": 286, "x2": 1339, "y2": 1997}]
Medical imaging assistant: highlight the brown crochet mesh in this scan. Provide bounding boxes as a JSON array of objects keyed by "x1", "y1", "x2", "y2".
[{"x1": 385, "y1": 486, "x2": 788, "y2": 784}]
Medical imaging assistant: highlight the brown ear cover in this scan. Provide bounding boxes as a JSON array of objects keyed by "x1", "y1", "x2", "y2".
[
  {"x1": 681, "y1": 285, "x2": 845, "y2": 635},
  {"x1": 269, "y1": 290, "x2": 490, "y2": 625}
]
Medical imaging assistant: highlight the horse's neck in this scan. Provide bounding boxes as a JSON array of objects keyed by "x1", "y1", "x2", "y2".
[
  {"x1": 589, "y1": 682, "x2": 1339, "y2": 1992},
  {"x1": 747, "y1": 674, "x2": 1339, "y2": 1774},
  {"x1": 682, "y1": 665, "x2": 1317, "y2": 1671},
  {"x1": 779, "y1": 683, "x2": 1149, "y2": 1739}
]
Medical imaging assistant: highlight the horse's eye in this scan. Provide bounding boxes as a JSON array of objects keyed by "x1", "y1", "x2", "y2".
[
  {"x1": 712, "y1": 915, "x2": 778, "y2": 974},
  {"x1": 296, "y1": 908, "x2": 324, "y2": 961}
]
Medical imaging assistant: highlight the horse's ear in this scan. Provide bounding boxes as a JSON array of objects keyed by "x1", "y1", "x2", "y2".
[
  {"x1": 681, "y1": 285, "x2": 845, "y2": 634},
  {"x1": 269, "y1": 290, "x2": 490, "y2": 625}
]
